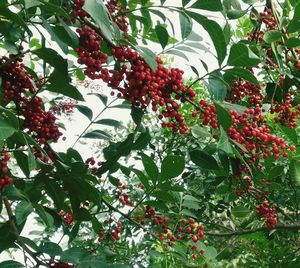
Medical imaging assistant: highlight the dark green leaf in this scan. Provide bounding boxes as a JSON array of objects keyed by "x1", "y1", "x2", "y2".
[
  {"x1": 232, "y1": 206, "x2": 251, "y2": 217},
  {"x1": 87, "y1": 93, "x2": 108, "y2": 106},
  {"x1": 190, "y1": 0, "x2": 223, "y2": 11},
  {"x1": 136, "y1": 46, "x2": 158, "y2": 70},
  {"x1": 190, "y1": 150, "x2": 219, "y2": 170},
  {"x1": 76, "y1": 105, "x2": 93, "y2": 121},
  {"x1": 155, "y1": 25, "x2": 169, "y2": 49},
  {"x1": 60, "y1": 247, "x2": 88, "y2": 264},
  {"x1": 268, "y1": 166, "x2": 284, "y2": 179},
  {"x1": 186, "y1": 11, "x2": 226, "y2": 65},
  {"x1": 94, "y1": 119, "x2": 123, "y2": 128},
  {"x1": 224, "y1": 68, "x2": 259, "y2": 85},
  {"x1": 141, "y1": 153, "x2": 159, "y2": 183},
  {"x1": 40, "y1": 241, "x2": 62, "y2": 256},
  {"x1": 227, "y1": 9, "x2": 248, "y2": 19},
  {"x1": 15, "y1": 201, "x2": 33, "y2": 225},
  {"x1": 290, "y1": 160, "x2": 300, "y2": 187},
  {"x1": 214, "y1": 102, "x2": 232, "y2": 131},
  {"x1": 83, "y1": 0, "x2": 114, "y2": 43},
  {"x1": 34, "y1": 204, "x2": 54, "y2": 228},
  {"x1": 285, "y1": 37, "x2": 300, "y2": 48},
  {"x1": 263, "y1": 30, "x2": 282, "y2": 44},
  {"x1": 0, "y1": 261, "x2": 25, "y2": 268},
  {"x1": 161, "y1": 155, "x2": 185, "y2": 181},
  {"x1": 82, "y1": 130, "x2": 111, "y2": 140},
  {"x1": 217, "y1": 127, "x2": 234, "y2": 155},
  {"x1": 179, "y1": 13, "x2": 192, "y2": 40},
  {"x1": 227, "y1": 43, "x2": 260, "y2": 67},
  {"x1": 0, "y1": 117, "x2": 16, "y2": 140}
]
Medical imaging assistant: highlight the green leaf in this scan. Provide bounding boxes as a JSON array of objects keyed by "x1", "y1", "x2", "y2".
[
  {"x1": 40, "y1": 241, "x2": 62, "y2": 256},
  {"x1": 232, "y1": 206, "x2": 251, "y2": 218},
  {"x1": 0, "y1": 117, "x2": 16, "y2": 140},
  {"x1": 227, "y1": 9, "x2": 248, "y2": 19},
  {"x1": 279, "y1": 125, "x2": 298, "y2": 144},
  {"x1": 94, "y1": 119, "x2": 123, "y2": 128},
  {"x1": 155, "y1": 25, "x2": 169, "y2": 49},
  {"x1": 224, "y1": 68, "x2": 259, "y2": 85},
  {"x1": 161, "y1": 155, "x2": 185, "y2": 181},
  {"x1": 44, "y1": 180, "x2": 66, "y2": 210},
  {"x1": 60, "y1": 247, "x2": 88, "y2": 264},
  {"x1": 34, "y1": 204, "x2": 54, "y2": 228},
  {"x1": 268, "y1": 166, "x2": 284, "y2": 179},
  {"x1": 33, "y1": 48, "x2": 67, "y2": 72},
  {"x1": 82, "y1": 0, "x2": 114, "y2": 43},
  {"x1": 214, "y1": 102, "x2": 232, "y2": 131},
  {"x1": 190, "y1": 0, "x2": 223, "y2": 11},
  {"x1": 290, "y1": 160, "x2": 300, "y2": 187},
  {"x1": 285, "y1": 37, "x2": 300, "y2": 48},
  {"x1": 14, "y1": 151, "x2": 32, "y2": 177},
  {"x1": 179, "y1": 13, "x2": 192, "y2": 40},
  {"x1": 191, "y1": 125, "x2": 211, "y2": 138},
  {"x1": 227, "y1": 43, "x2": 260, "y2": 67},
  {"x1": 77, "y1": 256, "x2": 106, "y2": 268},
  {"x1": 189, "y1": 150, "x2": 219, "y2": 170},
  {"x1": 136, "y1": 46, "x2": 158, "y2": 70},
  {"x1": 0, "y1": 261, "x2": 25, "y2": 268},
  {"x1": 186, "y1": 11, "x2": 226, "y2": 65},
  {"x1": 208, "y1": 72, "x2": 228, "y2": 101},
  {"x1": 218, "y1": 127, "x2": 234, "y2": 155},
  {"x1": 263, "y1": 30, "x2": 282, "y2": 44},
  {"x1": 18, "y1": 236, "x2": 40, "y2": 252},
  {"x1": 167, "y1": 49, "x2": 189, "y2": 61},
  {"x1": 76, "y1": 105, "x2": 93, "y2": 121},
  {"x1": 141, "y1": 153, "x2": 159, "y2": 184},
  {"x1": 87, "y1": 93, "x2": 108, "y2": 106},
  {"x1": 82, "y1": 130, "x2": 111, "y2": 140},
  {"x1": 15, "y1": 201, "x2": 33, "y2": 225}
]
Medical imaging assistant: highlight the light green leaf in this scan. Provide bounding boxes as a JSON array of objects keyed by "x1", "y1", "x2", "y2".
[{"x1": 179, "y1": 13, "x2": 192, "y2": 40}]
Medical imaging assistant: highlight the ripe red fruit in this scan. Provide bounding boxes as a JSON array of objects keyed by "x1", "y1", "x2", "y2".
[
  {"x1": 191, "y1": 244, "x2": 197, "y2": 251},
  {"x1": 199, "y1": 248, "x2": 205, "y2": 254}
]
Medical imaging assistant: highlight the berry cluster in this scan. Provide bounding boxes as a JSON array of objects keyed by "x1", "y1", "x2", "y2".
[
  {"x1": 256, "y1": 200, "x2": 277, "y2": 229},
  {"x1": 0, "y1": 152, "x2": 13, "y2": 191},
  {"x1": 106, "y1": 0, "x2": 129, "y2": 32},
  {"x1": 85, "y1": 157, "x2": 102, "y2": 174},
  {"x1": 58, "y1": 211, "x2": 74, "y2": 226},
  {"x1": 98, "y1": 221, "x2": 122, "y2": 243},
  {"x1": 270, "y1": 93, "x2": 300, "y2": 129},
  {"x1": 114, "y1": 180, "x2": 134, "y2": 206},
  {"x1": 49, "y1": 260, "x2": 74, "y2": 268},
  {"x1": 50, "y1": 100, "x2": 77, "y2": 116},
  {"x1": 235, "y1": 176, "x2": 253, "y2": 197},
  {"x1": 75, "y1": 26, "x2": 108, "y2": 80},
  {"x1": 227, "y1": 80, "x2": 264, "y2": 107},
  {"x1": 0, "y1": 56, "x2": 62, "y2": 148}
]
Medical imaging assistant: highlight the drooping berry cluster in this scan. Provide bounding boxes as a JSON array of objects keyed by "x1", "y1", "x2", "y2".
[
  {"x1": 50, "y1": 99, "x2": 77, "y2": 116},
  {"x1": 270, "y1": 93, "x2": 300, "y2": 129},
  {"x1": 58, "y1": 210, "x2": 74, "y2": 226},
  {"x1": 106, "y1": 0, "x2": 129, "y2": 32},
  {"x1": 0, "y1": 152, "x2": 13, "y2": 191},
  {"x1": 49, "y1": 260, "x2": 74, "y2": 268},
  {"x1": 75, "y1": 26, "x2": 108, "y2": 80},
  {"x1": 226, "y1": 80, "x2": 264, "y2": 107},
  {"x1": 0, "y1": 56, "x2": 62, "y2": 147},
  {"x1": 113, "y1": 180, "x2": 134, "y2": 206},
  {"x1": 98, "y1": 221, "x2": 122, "y2": 243},
  {"x1": 256, "y1": 200, "x2": 277, "y2": 229}
]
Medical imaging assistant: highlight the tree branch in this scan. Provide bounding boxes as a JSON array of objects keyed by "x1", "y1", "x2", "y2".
[{"x1": 205, "y1": 222, "x2": 300, "y2": 237}]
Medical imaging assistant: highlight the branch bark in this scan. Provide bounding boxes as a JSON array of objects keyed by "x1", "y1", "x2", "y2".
[{"x1": 205, "y1": 222, "x2": 300, "y2": 237}]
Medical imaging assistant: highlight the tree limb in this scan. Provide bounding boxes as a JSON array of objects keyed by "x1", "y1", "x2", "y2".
[{"x1": 205, "y1": 222, "x2": 300, "y2": 237}]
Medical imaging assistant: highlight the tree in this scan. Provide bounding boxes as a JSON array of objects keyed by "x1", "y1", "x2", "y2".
[{"x1": 0, "y1": 0, "x2": 299, "y2": 267}]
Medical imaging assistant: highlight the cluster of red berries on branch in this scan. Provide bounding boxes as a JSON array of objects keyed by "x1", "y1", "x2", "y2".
[
  {"x1": 256, "y1": 200, "x2": 277, "y2": 229},
  {"x1": 58, "y1": 210, "x2": 74, "y2": 226},
  {"x1": 49, "y1": 260, "x2": 74, "y2": 268},
  {"x1": 226, "y1": 79, "x2": 264, "y2": 107},
  {"x1": 0, "y1": 151, "x2": 13, "y2": 191},
  {"x1": 113, "y1": 180, "x2": 134, "y2": 206},
  {"x1": 270, "y1": 93, "x2": 300, "y2": 129},
  {"x1": 235, "y1": 176, "x2": 253, "y2": 197},
  {"x1": 98, "y1": 221, "x2": 122, "y2": 243},
  {"x1": 71, "y1": 1, "x2": 195, "y2": 134},
  {"x1": 85, "y1": 157, "x2": 102, "y2": 174},
  {"x1": 50, "y1": 99, "x2": 77, "y2": 116},
  {"x1": 106, "y1": 0, "x2": 129, "y2": 32},
  {"x1": 0, "y1": 55, "x2": 62, "y2": 150}
]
